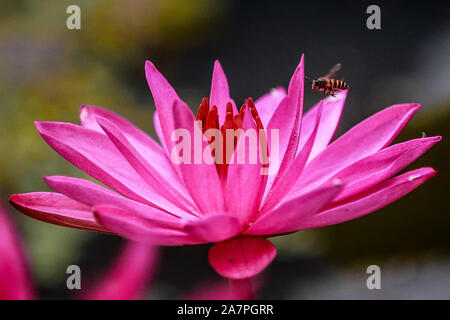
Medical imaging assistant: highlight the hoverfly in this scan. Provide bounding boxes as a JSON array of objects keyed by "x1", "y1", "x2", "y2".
[{"x1": 311, "y1": 63, "x2": 349, "y2": 97}]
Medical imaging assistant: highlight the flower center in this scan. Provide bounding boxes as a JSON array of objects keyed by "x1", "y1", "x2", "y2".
[{"x1": 195, "y1": 97, "x2": 267, "y2": 178}]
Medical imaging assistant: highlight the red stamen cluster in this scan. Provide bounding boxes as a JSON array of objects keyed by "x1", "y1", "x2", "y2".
[{"x1": 195, "y1": 97, "x2": 267, "y2": 178}]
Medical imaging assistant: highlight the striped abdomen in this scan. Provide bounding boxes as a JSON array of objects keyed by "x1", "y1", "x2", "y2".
[{"x1": 330, "y1": 79, "x2": 349, "y2": 90}]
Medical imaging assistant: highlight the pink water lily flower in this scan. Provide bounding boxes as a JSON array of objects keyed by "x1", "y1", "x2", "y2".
[
  {"x1": 0, "y1": 205, "x2": 35, "y2": 299},
  {"x1": 0, "y1": 204, "x2": 157, "y2": 300},
  {"x1": 10, "y1": 55, "x2": 440, "y2": 295}
]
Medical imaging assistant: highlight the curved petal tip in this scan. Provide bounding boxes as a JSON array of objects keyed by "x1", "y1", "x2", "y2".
[
  {"x1": 208, "y1": 237, "x2": 276, "y2": 280},
  {"x1": 145, "y1": 60, "x2": 154, "y2": 69}
]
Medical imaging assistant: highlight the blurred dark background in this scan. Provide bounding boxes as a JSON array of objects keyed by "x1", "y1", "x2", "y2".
[{"x1": 0, "y1": 0, "x2": 449, "y2": 299}]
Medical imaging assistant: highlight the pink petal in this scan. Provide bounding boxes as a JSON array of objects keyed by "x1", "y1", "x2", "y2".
[
  {"x1": 260, "y1": 101, "x2": 323, "y2": 214},
  {"x1": 84, "y1": 242, "x2": 158, "y2": 300},
  {"x1": 35, "y1": 121, "x2": 188, "y2": 217},
  {"x1": 94, "y1": 205, "x2": 203, "y2": 246},
  {"x1": 264, "y1": 56, "x2": 304, "y2": 193},
  {"x1": 184, "y1": 215, "x2": 242, "y2": 243},
  {"x1": 208, "y1": 237, "x2": 276, "y2": 280},
  {"x1": 224, "y1": 110, "x2": 267, "y2": 224},
  {"x1": 265, "y1": 95, "x2": 296, "y2": 185},
  {"x1": 145, "y1": 60, "x2": 192, "y2": 167},
  {"x1": 145, "y1": 60, "x2": 191, "y2": 178},
  {"x1": 79, "y1": 105, "x2": 161, "y2": 154},
  {"x1": 287, "y1": 54, "x2": 305, "y2": 115},
  {"x1": 254, "y1": 87, "x2": 287, "y2": 128},
  {"x1": 96, "y1": 117, "x2": 200, "y2": 216},
  {"x1": 145, "y1": 61, "x2": 225, "y2": 214},
  {"x1": 153, "y1": 110, "x2": 168, "y2": 151},
  {"x1": 9, "y1": 192, "x2": 109, "y2": 233},
  {"x1": 209, "y1": 60, "x2": 238, "y2": 124},
  {"x1": 297, "y1": 90, "x2": 347, "y2": 161},
  {"x1": 245, "y1": 179, "x2": 342, "y2": 236},
  {"x1": 145, "y1": 60, "x2": 185, "y2": 118},
  {"x1": 79, "y1": 105, "x2": 183, "y2": 191},
  {"x1": 332, "y1": 136, "x2": 441, "y2": 202},
  {"x1": 0, "y1": 206, "x2": 35, "y2": 300},
  {"x1": 287, "y1": 103, "x2": 421, "y2": 199},
  {"x1": 299, "y1": 167, "x2": 437, "y2": 230},
  {"x1": 44, "y1": 175, "x2": 187, "y2": 225},
  {"x1": 166, "y1": 100, "x2": 225, "y2": 214}
]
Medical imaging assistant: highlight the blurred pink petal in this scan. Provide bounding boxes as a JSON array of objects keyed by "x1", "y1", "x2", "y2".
[
  {"x1": 84, "y1": 242, "x2": 158, "y2": 300},
  {"x1": 182, "y1": 275, "x2": 265, "y2": 300},
  {"x1": 0, "y1": 206, "x2": 35, "y2": 300},
  {"x1": 182, "y1": 280, "x2": 241, "y2": 300}
]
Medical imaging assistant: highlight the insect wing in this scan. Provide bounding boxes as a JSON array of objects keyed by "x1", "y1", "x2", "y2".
[{"x1": 325, "y1": 63, "x2": 342, "y2": 78}]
